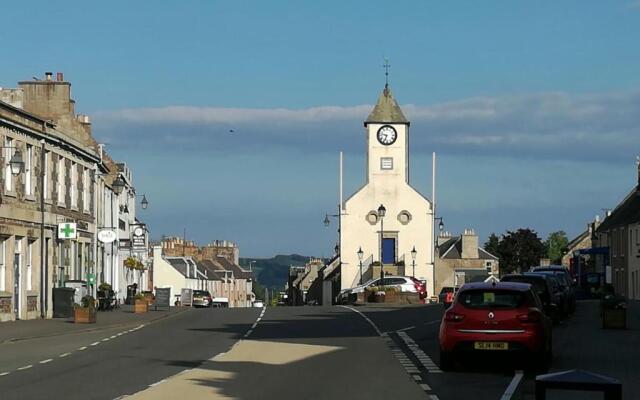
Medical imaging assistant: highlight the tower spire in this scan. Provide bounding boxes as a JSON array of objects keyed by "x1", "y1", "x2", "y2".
[{"x1": 383, "y1": 57, "x2": 390, "y2": 89}]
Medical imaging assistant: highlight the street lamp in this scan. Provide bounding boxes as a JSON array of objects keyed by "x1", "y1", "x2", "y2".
[
  {"x1": 378, "y1": 204, "x2": 386, "y2": 280},
  {"x1": 411, "y1": 246, "x2": 417, "y2": 278},
  {"x1": 140, "y1": 194, "x2": 148, "y2": 210},
  {"x1": 1, "y1": 146, "x2": 24, "y2": 176},
  {"x1": 112, "y1": 176, "x2": 125, "y2": 195},
  {"x1": 9, "y1": 149, "x2": 24, "y2": 176},
  {"x1": 357, "y1": 246, "x2": 364, "y2": 285},
  {"x1": 435, "y1": 216, "x2": 444, "y2": 232}
]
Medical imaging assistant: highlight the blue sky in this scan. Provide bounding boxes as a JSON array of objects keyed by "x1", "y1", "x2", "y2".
[{"x1": 2, "y1": 1, "x2": 640, "y2": 257}]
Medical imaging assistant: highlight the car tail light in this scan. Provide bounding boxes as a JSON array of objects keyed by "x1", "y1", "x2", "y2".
[
  {"x1": 444, "y1": 310, "x2": 465, "y2": 322},
  {"x1": 517, "y1": 308, "x2": 542, "y2": 323}
]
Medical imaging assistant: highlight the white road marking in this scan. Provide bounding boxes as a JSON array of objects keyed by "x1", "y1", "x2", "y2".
[
  {"x1": 90, "y1": 341, "x2": 100, "y2": 346},
  {"x1": 110, "y1": 335, "x2": 117, "y2": 339},
  {"x1": 0, "y1": 372, "x2": 9, "y2": 376},
  {"x1": 413, "y1": 375, "x2": 422, "y2": 381},
  {"x1": 339, "y1": 305, "x2": 382, "y2": 336},
  {"x1": 251, "y1": 322, "x2": 257, "y2": 329},
  {"x1": 17, "y1": 365, "x2": 32, "y2": 370},
  {"x1": 420, "y1": 383, "x2": 432, "y2": 391},
  {"x1": 500, "y1": 370, "x2": 524, "y2": 400},
  {"x1": 102, "y1": 338, "x2": 110, "y2": 341},
  {"x1": 39, "y1": 359, "x2": 53, "y2": 364},
  {"x1": 59, "y1": 353, "x2": 71, "y2": 358},
  {"x1": 78, "y1": 346, "x2": 88, "y2": 350},
  {"x1": 429, "y1": 395, "x2": 441, "y2": 400}
]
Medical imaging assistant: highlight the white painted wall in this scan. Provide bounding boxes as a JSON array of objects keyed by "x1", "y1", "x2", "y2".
[
  {"x1": 151, "y1": 246, "x2": 187, "y2": 305},
  {"x1": 341, "y1": 121, "x2": 434, "y2": 295}
]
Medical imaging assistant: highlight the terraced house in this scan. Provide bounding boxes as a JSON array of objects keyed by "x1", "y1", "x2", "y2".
[{"x1": 0, "y1": 72, "x2": 148, "y2": 321}]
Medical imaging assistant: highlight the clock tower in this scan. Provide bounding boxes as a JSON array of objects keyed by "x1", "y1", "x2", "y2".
[
  {"x1": 364, "y1": 85, "x2": 410, "y2": 184},
  {"x1": 340, "y1": 84, "x2": 434, "y2": 296}
]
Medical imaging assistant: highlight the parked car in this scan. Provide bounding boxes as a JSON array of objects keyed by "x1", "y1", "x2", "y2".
[
  {"x1": 531, "y1": 266, "x2": 576, "y2": 313},
  {"x1": 438, "y1": 281, "x2": 552, "y2": 372},
  {"x1": 252, "y1": 301, "x2": 265, "y2": 308},
  {"x1": 192, "y1": 290, "x2": 213, "y2": 307},
  {"x1": 524, "y1": 272, "x2": 569, "y2": 318},
  {"x1": 439, "y1": 287, "x2": 455, "y2": 308},
  {"x1": 351, "y1": 276, "x2": 427, "y2": 297},
  {"x1": 501, "y1": 274, "x2": 562, "y2": 324}
]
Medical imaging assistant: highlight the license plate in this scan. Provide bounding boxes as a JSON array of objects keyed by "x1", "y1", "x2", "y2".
[{"x1": 474, "y1": 341, "x2": 508, "y2": 350}]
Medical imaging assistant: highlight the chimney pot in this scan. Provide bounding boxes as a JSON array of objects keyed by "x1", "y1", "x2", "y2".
[
  {"x1": 45, "y1": 72, "x2": 53, "y2": 81},
  {"x1": 56, "y1": 72, "x2": 64, "y2": 82}
]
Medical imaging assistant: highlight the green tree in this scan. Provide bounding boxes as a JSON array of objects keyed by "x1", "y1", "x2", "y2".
[
  {"x1": 545, "y1": 231, "x2": 569, "y2": 264},
  {"x1": 496, "y1": 228, "x2": 546, "y2": 275},
  {"x1": 484, "y1": 233, "x2": 500, "y2": 256}
]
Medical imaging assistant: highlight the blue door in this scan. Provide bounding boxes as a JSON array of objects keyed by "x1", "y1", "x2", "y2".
[{"x1": 382, "y1": 238, "x2": 395, "y2": 264}]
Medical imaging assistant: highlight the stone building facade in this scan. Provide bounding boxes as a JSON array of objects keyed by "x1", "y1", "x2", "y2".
[
  {"x1": 593, "y1": 165, "x2": 640, "y2": 299},
  {"x1": 0, "y1": 72, "x2": 149, "y2": 321},
  {"x1": 434, "y1": 229, "x2": 499, "y2": 296}
]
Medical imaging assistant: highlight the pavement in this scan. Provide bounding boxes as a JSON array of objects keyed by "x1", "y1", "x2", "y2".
[{"x1": 0, "y1": 305, "x2": 187, "y2": 344}]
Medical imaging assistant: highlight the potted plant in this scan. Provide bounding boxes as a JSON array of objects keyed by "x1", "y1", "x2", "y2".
[
  {"x1": 74, "y1": 295, "x2": 97, "y2": 323},
  {"x1": 372, "y1": 286, "x2": 386, "y2": 303},
  {"x1": 383, "y1": 286, "x2": 398, "y2": 303},
  {"x1": 133, "y1": 293, "x2": 148, "y2": 313}
]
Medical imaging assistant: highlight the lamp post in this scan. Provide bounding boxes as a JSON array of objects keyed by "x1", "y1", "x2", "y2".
[
  {"x1": 357, "y1": 246, "x2": 364, "y2": 285},
  {"x1": 378, "y1": 204, "x2": 386, "y2": 280},
  {"x1": 411, "y1": 246, "x2": 417, "y2": 278}
]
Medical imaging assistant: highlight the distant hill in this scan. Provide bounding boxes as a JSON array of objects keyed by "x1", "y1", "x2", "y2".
[{"x1": 240, "y1": 254, "x2": 318, "y2": 289}]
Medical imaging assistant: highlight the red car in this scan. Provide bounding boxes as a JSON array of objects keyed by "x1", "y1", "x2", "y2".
[
  {"x1": 410, "y1": 277, "x2": 428, "y2": 300},
  {"x1": 438, "y1": 281, "x2": 552, "y2": 371}
]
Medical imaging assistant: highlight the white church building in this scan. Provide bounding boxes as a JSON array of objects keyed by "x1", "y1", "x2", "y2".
[{"x1": 339, "y1": 84, "x2": 435, "y2": 296}]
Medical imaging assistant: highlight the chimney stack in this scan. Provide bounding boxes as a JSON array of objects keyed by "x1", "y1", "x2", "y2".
[
  {"x1": 45, "y1": 72, "x2": 53, "y2": 81},
  {"x1": 56, "y1": 72, "x2": 64, "y2": 82}
]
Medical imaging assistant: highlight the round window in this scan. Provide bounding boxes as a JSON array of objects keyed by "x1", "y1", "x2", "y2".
[
  {"x1": 366, "y1": 211, "x2": 379, "y2": 225},
  {"x1": 397, "y1": 210, "x2": 412, "y2": 225}
]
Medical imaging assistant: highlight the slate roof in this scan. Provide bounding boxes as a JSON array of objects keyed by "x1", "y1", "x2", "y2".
[
  {"x1": 365, "y1": 85, "x2": 409, "y2": 125},
  {"x1": 596, "y1": 187, "x2": 640, "y2": 232},
  {"x1": 438, "y1": 236, "x2": 498, "y2": 260},
  {"x1": 165, "y1": 257, "x2": 198, "y2": 279},
  {"x1": 197, "y1": 259, "x2": 224, "y2": 281},
  {"x1": 216, "y1": 257, "x2": 253, "y2": 280}
]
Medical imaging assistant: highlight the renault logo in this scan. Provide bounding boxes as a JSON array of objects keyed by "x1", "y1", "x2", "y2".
[{"x1": 488, "y1": 312, "x2": 495, "y2": 319}]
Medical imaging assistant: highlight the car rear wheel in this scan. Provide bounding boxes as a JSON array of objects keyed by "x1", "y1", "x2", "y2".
[{"x1": 439, "y1": 348, "x2": 454, "y2": 371}]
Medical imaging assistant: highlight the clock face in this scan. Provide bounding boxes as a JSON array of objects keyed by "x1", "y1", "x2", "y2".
[
  {"x1": 377, "y1": 125, "x2": 397, "y2": 145},
  {"x1": 134, "y1": 227, "x2": 143, "y2": 236}
]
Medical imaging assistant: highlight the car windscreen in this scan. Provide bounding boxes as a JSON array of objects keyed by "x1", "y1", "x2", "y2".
[
  {"x1": 502, "y1": 277, "x2": 546, "y2": 293},
  {"x1": 458, "y1": 290, "x2": 526, "y2": 309},
  {"x1": 193, "y1": 291, "x2": 209, "y2": 296}
]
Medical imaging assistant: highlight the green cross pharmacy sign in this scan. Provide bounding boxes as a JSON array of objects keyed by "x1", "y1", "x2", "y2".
[{"x1": 57, "y1": 223, "x2": 77, "y2": 240}]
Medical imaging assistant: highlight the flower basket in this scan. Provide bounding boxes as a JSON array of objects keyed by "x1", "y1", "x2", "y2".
[{"x1": 374, "y1": 292, "x2": 386, "y2": 303}]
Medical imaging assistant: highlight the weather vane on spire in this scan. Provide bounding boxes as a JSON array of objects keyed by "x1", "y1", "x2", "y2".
[{"x1": 383, "y1": 57, "x2": 391, "y2": 88}]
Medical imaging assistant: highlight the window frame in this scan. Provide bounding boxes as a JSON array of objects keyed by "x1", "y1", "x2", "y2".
[{"x1": 4, "y1": 137, "x2": 14, "y2": 192}]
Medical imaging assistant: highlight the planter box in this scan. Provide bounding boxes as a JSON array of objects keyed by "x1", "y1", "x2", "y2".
[
  {"x1": 374, "y1": 293, "x2": 385, "y2": 303},
  {"x1": 74, "y1": 307, "x2": 97, "y2": 324},
  {"x1": 384, "y1": 291, "x2": 398, "y2": 303},
  {"x1": 134, "y1": 300, "x2": 148, "y2": 313}
]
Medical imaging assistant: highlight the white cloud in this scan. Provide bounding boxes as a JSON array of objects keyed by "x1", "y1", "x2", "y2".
[{"x1": 93, "y1": 89, "x2": 640, "y2": 163}]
